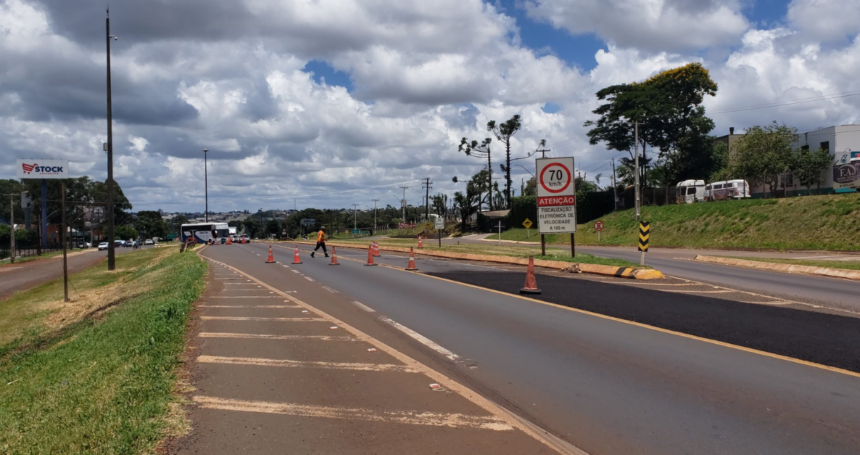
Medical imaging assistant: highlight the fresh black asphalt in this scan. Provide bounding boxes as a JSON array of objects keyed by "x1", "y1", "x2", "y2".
[{"x1": 429, "y1": 270, "x2": 860, "y2": 373}]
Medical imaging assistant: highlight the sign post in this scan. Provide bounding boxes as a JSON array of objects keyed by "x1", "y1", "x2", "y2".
[
  {"x1": 435, "y1": 216, "x2": 444, "y2": 247},
  {"x1": 594, "y1": 220, "x2": 604, "y2": 243},
  {"x1": 522, "y1": 218, "x2": 532, "y2": 239},
  {"x1": 536, "y1": 157, "x2": 576, "y2": 257},
  {"x1": 638, "y1": 221, "x2": 650, "y2": 266}
]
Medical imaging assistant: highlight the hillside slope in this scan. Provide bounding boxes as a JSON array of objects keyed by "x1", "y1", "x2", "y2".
[{"x1": 500, "y1": 193, "x2": 860, "y2": 250}]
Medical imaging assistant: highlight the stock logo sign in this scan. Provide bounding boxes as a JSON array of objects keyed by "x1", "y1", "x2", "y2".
[{"x1": 16, "y1": 159, "x2": 70, "y2": 179}]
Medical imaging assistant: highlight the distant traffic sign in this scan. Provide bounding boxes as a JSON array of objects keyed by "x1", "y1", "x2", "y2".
[
  {"x1": 638, "y1": 221, "x2": 650, "y2": 252},
  {"x1": 522, "y1": 218, "x2": 533, "y2": 229},
  {"x1": 424, "y1": 222, "x2": 432, "y2": 230},
  {"x1": 536, "y1": 157, "x2": 576, "y2": 234},
  {"x1": 594, "y1": 220, "x2": 604, "y2": 231},
  {"x1": 435, "y1": 217, "x2": 444, "y2": 229}
]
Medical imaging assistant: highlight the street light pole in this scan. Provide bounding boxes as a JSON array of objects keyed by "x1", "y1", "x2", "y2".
[
  {"x1": 634, "y1": 122, "x2": 641, "y2": 222},
  {"x1": 371, "y1": 199, "x2": 379, "y2": 231},
  {"x1": 202, "y1": 149, "x2": 209, "y2": 222},
  {"x1": 352, "y1": 204, "x2": 359, "y2": 232},
  {"x1": 8, "y1": 193, "x2": 15, "y2": 264},
  {"x1": 106, "y1": 9, "x2": 117, "y2": 270}
]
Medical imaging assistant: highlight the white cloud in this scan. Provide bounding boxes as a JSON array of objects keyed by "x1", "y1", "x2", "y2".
[
  {"x1": 787, "y1": 0, "x2": 860, "y2": 43},
  {"x1": 524, "y1": 0, "x2": 749, "y2": 51}
]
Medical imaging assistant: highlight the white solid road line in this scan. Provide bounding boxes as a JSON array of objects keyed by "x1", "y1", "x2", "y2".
[
  {"x1": 351, "y1": 300, "x2": 376, "y2": 312},
  {"x1": 378, "y1": 316, "x2": 459, "y2": 361},
  {"x1": 199, "y1": 305, "x2": 301, "y2": 308},
  {"x1": 199, "y1": 332, "x2": 359, "y2": 341},
  {"x1": 199, "y1": 316, "x2": 325, "y2": 321},
  {"x1": 197, "y1": 355, "x2": 417, "y2": 373},
  {"x1": 192, "y1": 396, "x2": 513, "y2": 431}
]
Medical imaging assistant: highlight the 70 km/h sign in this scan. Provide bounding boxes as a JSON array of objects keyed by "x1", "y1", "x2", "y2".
[{"x1": 536, "y1": 157, "x2": 576, "y2": 234}]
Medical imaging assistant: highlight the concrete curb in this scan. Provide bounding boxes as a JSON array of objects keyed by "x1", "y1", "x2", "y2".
[
  {"x1": 694, "y1": 255, "x2": 860, "y2": 281},
  {"x1": 292, "y1": 241, "x2": 664, "y2": 280}
]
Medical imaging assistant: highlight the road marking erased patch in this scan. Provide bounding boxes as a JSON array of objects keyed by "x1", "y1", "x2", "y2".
[
  {"x1": 198, "y1": 355, "x2": 416, "y2": 373},
  {"x1": 192, "y1": 396, "x2": 513, "y2": 431},
  {"x1": 200, "y1": 316, "x2": 325, "y2": 322},
  {"x1": 199, "y1": 332, "x2": 358, "y2": 341},
  {"x1": 351, "y1": 301, "x2": 376, "y2": 312},
  {"x1": 378, "y1": 316, "x2": 459, "y2": 361}
]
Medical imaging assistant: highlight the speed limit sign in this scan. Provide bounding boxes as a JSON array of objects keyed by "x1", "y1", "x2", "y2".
[{"x1": 536, "y1": 157, "x2": 576, "y2": 234}]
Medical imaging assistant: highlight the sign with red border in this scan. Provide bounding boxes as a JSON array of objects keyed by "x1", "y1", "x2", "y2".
[
  {"x1": 594, "y1": 220, "x2": 604, "y2": 231},
  {"x1": 536, "y1": 157, "x2": 576, "y2": 234}
]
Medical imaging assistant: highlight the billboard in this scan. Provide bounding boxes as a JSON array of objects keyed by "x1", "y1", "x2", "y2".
[
  {"x1": 16, "y1": 159, "x2": 70, "y2": 179},
  {"x1": 536, "y1": 157, "x2": 576, "y2": 234}
]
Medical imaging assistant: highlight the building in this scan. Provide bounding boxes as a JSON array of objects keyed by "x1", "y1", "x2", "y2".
[
  {"x1": 713, "y1": 126, "x2": 746, "y2": 151},
  {"x1": 749, "y1": 125, "x2": 860, "y2": 197}
]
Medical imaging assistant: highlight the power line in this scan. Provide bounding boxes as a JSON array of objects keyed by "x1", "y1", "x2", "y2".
[{"x1": 710, "y1": 90, "x2": 860, "y2": 114}]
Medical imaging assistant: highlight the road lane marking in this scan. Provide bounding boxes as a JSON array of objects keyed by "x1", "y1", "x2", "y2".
[
  {"x1": 379, "y1": 316, "x2": 459, "y2": 361},
  {"x1": 200, "y1": 316, "x2": 325, "y2": 322},
  {"x1": 291, "y1": 270, "x2": 300, "y2": 274},
  {"x1": 664, "y1": 289, "x2": 733, "y2": 294},
  {"x1": 352, "y1": 301, "x2": 376, "y2": 312},
  {"x1": 201, "y1": 252, "x2": 588, "y2": 455},
  {"x1": 304, "y1": 276, "x2": 315, "y2": 282},
  {"x1": 197, "y1": 355, "x2": 417, "y2": 373},
  {"x1": 322, "y1": 285, "x2": 338, "y2": 293},
  {"x1": 209, "y1": 295, "x2": 291, "y2": 298},
  {"x1": 199, "y1": 332, "x2": 359, "y2": 341},
  {"x1": 199, "y1": 305, "x2": 301, "y2": 308},
  {"x1": 192, "y1": 396, "x2": 513, "y2": 431}
]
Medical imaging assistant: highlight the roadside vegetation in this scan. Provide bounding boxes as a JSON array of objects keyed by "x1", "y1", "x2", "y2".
[
  {"x1": 727, "y1": 257, "x2": 860, "y2": 271},
  {"x1": 0, "y1": 246, "x2": 206, "y2": 454},
  {"x1": 495, "y1": 192, "x2": 860, "y2": 250}
]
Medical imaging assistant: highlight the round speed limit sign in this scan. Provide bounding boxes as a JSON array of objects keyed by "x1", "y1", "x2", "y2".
[{"x1": 594, "y1": 221, "x2": 604, "y2": 231}]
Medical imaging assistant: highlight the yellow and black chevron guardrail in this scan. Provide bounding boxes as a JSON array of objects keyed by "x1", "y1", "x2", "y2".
[{"x1": 638, "y1": 221, "x2": 650, "y2": 252}]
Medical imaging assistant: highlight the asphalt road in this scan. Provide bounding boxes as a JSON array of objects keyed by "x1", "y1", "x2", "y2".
[
  {"x1": 0, "y1": 246, "x2": 151, "y2": 300},
  {"x1": 454, "y1": 235, "x2": 860, "y2": 313},
  {"x1": 187, "y1": 242, "x2": 860, "y2": 455}
]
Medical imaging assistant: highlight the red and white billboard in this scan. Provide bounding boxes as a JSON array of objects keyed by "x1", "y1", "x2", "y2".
[{"x1": 536, "y1": 157, "x2": 576, "y2": 234}]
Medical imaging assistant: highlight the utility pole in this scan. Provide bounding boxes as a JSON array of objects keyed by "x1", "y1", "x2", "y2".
[
  {"x1": 61, "y1": 182, "x2": 68, "y2": 302},
  {"x1": 8, "y1": 193, "x2": 14, "y2": 264},
  {"x1": 106, "y1": 8, "x2": 117, "y2": 270},
  {"x1": 371, "y1": 199, "x2": 379, "y2": 232},
  {"x1": 259, "y1": 208, "x2": 263, "y2": 239},
  {"x1": 352, "y1": 204, "x2": 360, "y2": 232},
  {"x1": 634, "y1": 122, "x2": 641, "y2": 222},
  {"x1": 422, "y1": 178, "x2": 432, "y2": 221},
  {"x1": 399, "y1": 186, "x2": 408, "y2": 226},
  {"x1": 611, "y1": 158, "x2": 618, "y2": 212},
  {"x1": 203, "y1": 149, "x2": 209, "y2": 222}
]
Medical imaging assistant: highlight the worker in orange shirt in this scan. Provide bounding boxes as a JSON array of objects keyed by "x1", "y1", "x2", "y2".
[{"x1": 311, "y1": 226, "x2": 328, "y2": 258}]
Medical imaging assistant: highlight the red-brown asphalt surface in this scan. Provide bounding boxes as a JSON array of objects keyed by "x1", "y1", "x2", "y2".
[{"x1": 172, "y1": 242, "x2": 860, "y2": 455}]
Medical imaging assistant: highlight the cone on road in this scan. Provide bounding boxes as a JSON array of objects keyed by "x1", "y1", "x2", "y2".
[
  {"x1": 372, "y1": 241, "x2": 380, "y2": 257},
  {"x1": 266, "y1": 246, "x2": 275, "y2": 264},
  {"x1": 406, "y1": 247, "x2": 418, "y2": 271},
  {"x1": 519, "y1": 255, "x2": 541, "y2": 294},
  {"x1": 227, "y1": 236, "x2": 232, "y2": 245},
  {"x1": 364, "y1": 245, "x2": 378, "y2": 266},
  {"x1": 329, "y1": 247, "x2": 340, "y2": 266},
  {"x1": 241, "y1": 236, "x2": 246, "y2": 244},
  {"x1": 292, "y1": 245, "x2": 303, "y2": 264},
  {"x1": 417, "y1": 236, "x2": 423, "y2": 249}
]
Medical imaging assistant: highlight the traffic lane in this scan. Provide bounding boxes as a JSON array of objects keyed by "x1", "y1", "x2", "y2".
[
  {"x1": 576, "y1": 245, "x2": 860, "y2": 311},
  {"x1": 251, "y1": 243, "x2": 860, "y2": 455},
  {"x1": 182, "y1": 249, "x2": 559, "y2": 455},
  {"x1": 0, "y1": 246, "x2": 147, "y2": 300}
]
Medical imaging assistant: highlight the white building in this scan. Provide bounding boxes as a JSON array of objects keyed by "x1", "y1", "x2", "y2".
[{"x1": 752, "y1": 124, "x2": 860, "y2": 197}]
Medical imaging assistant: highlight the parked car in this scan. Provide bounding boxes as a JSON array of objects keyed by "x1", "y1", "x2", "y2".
[
  {"x1": 114, "y1": 240, "x2": 123, "y2": 248},
  {"x1": 98, "y1": 242, "x2": 109, "y2": 251},
  {"x1": 144, "y1": 239, "x2": 154, "y2": 245},
  {"x1": 676, "y1": 179, "x2": 706, "y2": 204},
  {"x1": 76, "y1": 241, "x2": 91, "y2": 249},
  {"x1": 704, "y1": 180, "x2": 751, "y2": 201}
]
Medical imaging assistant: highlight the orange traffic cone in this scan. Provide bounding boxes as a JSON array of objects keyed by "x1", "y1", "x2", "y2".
[
  {"x1": 227, "y1": 236, "x2": 232, "y2": 245},
  {"x1": 417, "y1": 236, "x2": 423, "y2": 249},
  {"x1": 519, "y1": 256, "x2": 541, "y2": 294},
  {"x1": 329, "y1": 247, "x2": 340, "y2": 266},
  {"x1": 292, "y1": 245, "x2": 303, "y2": 264},
  {"x1": 266, "y1": 246, "x2": 275, "y2": 264},
  {"x1": 373, "y1": 241, "x2": 380, "y2": 257},
  {"x1": 241, "y1": 236, "x2": 245, "y2": 244},
  {"x1": 406, "y1": 247, "x2": 418, "y2": 271},
  {"x1": 364, "y1": 245, "x2": 378, "y2": 266}
]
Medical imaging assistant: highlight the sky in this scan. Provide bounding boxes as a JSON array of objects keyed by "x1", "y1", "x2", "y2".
[{"x1": 1, "y1": 0, "x2": 859, "y2": 213}]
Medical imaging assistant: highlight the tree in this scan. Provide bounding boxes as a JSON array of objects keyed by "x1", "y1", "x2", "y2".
[
  {"x1": 459, "y1": 137, "x2": 494, "y2": 210},
  {"x1": 488, "y1": 115, "x2": 522, "y2": 208},
  {"x1": 266, "y1": 219, "x2": 282, "y2": 236},
  {"x1": 242, "y1": 216, "x2": 262, "y2": 238},
  {"x1": 728, "y1": 123, "x2": 797, "y2": 198},
  {"x1": 523, "y1": 176, "x2": 537, "y2": 196},
  {"x1": 115, "y1": 225, "x2": 138, "y2": 240},
  {"x1": 431, "y1": 193, "x2": 448, "y2": 217},
  {"x1": 228, "y1": 219, "x2": 244, "y2": 234},
  {"x1": 585, "y1": 63, "x2": 718, "y2": 195},
  {"x1": 134, "y1": 211, "x2": 168, "y2": 239},
  {"x1": 790, "y1": 147, "x2": 833, "y2": 195}
]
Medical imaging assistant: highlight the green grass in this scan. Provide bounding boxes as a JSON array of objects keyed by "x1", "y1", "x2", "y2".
[
  {"x1": 0, "y1": 248, "x2": 206, "y2": 454},
  {"x1": 728, "y1": 257, "x2": 860, "y2": 271},
  {"x1": 497, "y1": 192, "x2": 860, "y2": 250},
  {"x1": 333, "y1": 238, "x2": 639, "y2": 268}
]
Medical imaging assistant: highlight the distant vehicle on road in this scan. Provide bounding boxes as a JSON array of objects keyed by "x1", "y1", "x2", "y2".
[
  {"x1": 181, "y1": 223, "x2": 229, "y2": 244},
  {"x1": 705, "y1": 180, "x2": 751, "y2": 201},
  {"x1": 676, "y1": 179, "x2": 705, "y2": 204},
  {"x1": 144, "y1": 239, "x2": 154, "y2": 245},
  {"x1": 98, "y1": 242, "x2": 109, "y2": 251},
  {"x1": 76, "y1": 241, "x2": 91, "y2": 249},
  {"x1": 113, "y1": 240, "x2": 123, "y2": 248}
]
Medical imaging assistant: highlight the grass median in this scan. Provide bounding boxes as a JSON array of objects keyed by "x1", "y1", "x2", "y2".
[
  {"x1": 331, "y1": 237, "x2": 640, "y2": 268},
  {"x1": 727, "y1": 257, "x2": 860, "y2": 271},
  {"x1": 0, "y1": 246, "x2": 206, "y2": 454}
]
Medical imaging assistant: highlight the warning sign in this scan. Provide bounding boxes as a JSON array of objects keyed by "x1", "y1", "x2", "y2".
[{"x1": 536, "y1": 157, "x2": 576, "y2": 234}]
